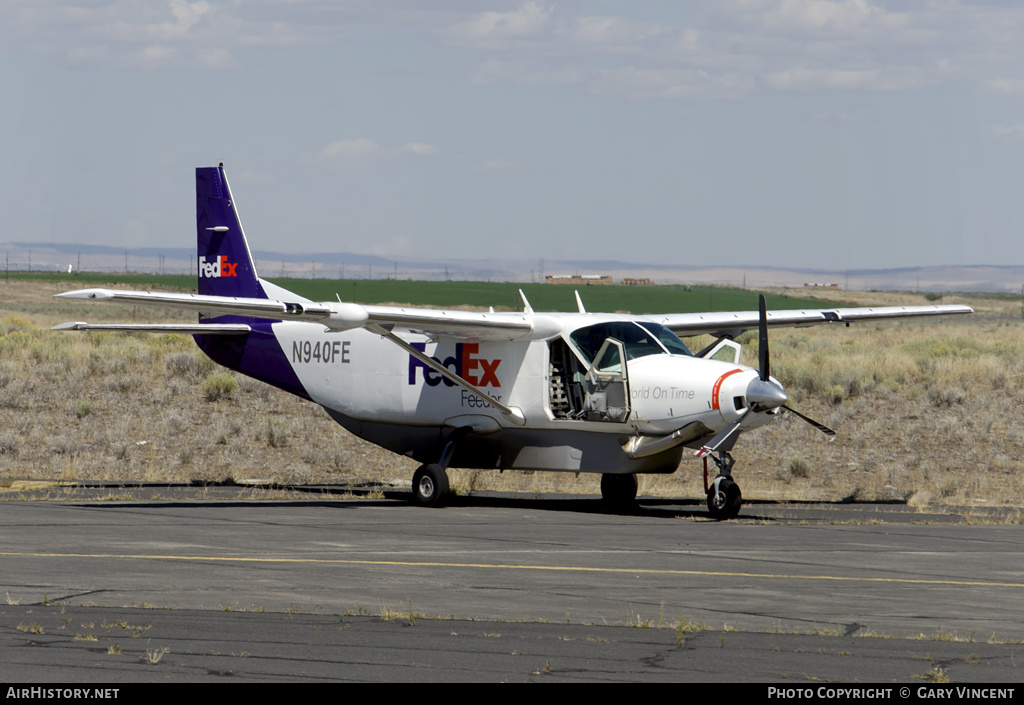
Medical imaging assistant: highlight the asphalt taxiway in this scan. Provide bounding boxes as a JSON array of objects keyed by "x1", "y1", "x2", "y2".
[{"x1": 2, "y1": 487, "x2": 1022, "y2": 681}]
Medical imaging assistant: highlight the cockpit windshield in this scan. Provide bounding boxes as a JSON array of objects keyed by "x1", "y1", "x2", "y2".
[
  {"x1": 636, "y1": 322, "x2": 693, "y2": 357},
  {"x1": 568, "y1": 321, "x2": 693, "y2": 364}
]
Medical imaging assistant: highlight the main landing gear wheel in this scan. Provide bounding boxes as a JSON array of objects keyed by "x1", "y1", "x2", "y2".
[
  {"x1": 706, "y1": 477, "x2": 742, "y2": 520},
  {"x1": 412, "y1": 463, "x2": 450, "y2": 507},
  {"x1": 601, "y1": 473, "x2": 638, "y2": 510}
]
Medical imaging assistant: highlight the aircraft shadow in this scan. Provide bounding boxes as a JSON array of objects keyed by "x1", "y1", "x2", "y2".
[{"x1": 43, "y1": 482, "x2": 796, "y2": 522}]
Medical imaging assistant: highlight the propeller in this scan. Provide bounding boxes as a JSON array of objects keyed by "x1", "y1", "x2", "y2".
[
  {"x1": 758, "y1": 293, "x2": 770, "y2": 381},
  {"x1": 780, "y1": 403, "x2": 836, "y2": 436},
  {"x1": 697, "y1": 295, "x2": 834, "y2": 458}
]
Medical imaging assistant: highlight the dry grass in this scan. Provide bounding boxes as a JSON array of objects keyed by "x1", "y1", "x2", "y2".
[{"x1": 2, "y1": 280, "x2": 1022, "y2": 506}]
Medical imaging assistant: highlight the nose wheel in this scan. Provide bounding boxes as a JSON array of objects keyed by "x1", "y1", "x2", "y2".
[
  {"x1": 704, "y1": 452, "x2": 742, "y2": 520},
  {"x1": 706, "y1": 476, "x2": 742, "y2": 520}
]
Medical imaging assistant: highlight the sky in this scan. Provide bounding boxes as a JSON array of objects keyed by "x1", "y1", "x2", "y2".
[{"x1": 2, "y1": 0, "x2": 1024, "y2": 271}]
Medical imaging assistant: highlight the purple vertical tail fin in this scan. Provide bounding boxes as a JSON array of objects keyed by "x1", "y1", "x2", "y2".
[
  {"x1": 196, "y1": 165, "x2": 265, "y2": 300},
  {"x1": 192, "y1": 165, "x2": 307, "y2": 397}
]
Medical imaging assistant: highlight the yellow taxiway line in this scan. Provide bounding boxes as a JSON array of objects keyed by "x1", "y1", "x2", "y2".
[{"x1": 2, "y1": 551, "x2": 1022, "y2": 589}]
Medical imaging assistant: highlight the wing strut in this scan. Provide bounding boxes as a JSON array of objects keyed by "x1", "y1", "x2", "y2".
[{"x1": 367, "y1": 324, "x2": 527, "y2": 426}]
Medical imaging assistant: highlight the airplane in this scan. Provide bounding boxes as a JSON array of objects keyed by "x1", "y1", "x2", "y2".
[{"x1": 53, "y1": 165, "x2": 973, "y2": 519}]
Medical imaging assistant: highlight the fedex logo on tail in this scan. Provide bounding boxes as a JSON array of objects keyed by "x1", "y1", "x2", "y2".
[
  {"x1": 199, "y1": 255, "x2": 238, "y2": 279},
  {"x1": 408, "y1": 342, "x2": 501, "y2": 388}
]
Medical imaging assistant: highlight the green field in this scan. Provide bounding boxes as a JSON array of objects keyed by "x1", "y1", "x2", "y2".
[
  {"x1": 13, "y1": 270, "x2": 830, "y2": 314},
  {"x1": 5, "y1": 270, "x2": 194, "y2": 289}
]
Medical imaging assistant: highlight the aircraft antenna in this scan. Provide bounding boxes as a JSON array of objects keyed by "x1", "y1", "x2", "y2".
[
  {"x1": 519, "y1": 289, "x2": 534, "y2": 314},
  {"x1": 574, "y1": 290, "x2": 586, "y2": 314}
]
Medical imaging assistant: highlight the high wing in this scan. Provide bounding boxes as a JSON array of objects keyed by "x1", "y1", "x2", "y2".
[
  {"x1": 55, "y1": 287, "x2": 973, "y2": 340},
  {"x1": 655, "y1": 304, "x2": 973, "y2": 339},
  {"x1": 53, "y1": 286, "x2": 562, "y2": 341}
]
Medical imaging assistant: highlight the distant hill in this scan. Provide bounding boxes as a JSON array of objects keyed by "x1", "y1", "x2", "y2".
[{"x1": 2, "y1": 242, "x2": 1021, "y2": 293}]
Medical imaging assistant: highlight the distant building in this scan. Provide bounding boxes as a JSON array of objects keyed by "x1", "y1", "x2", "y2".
[
  {"x1": 545, "y1": 274, "x2": 613, "y2": 286},
  {"x1": 804, "y1": 282, "x2": 839, "y2": 289},
  {"x1": 620, "y1": 277, "x2": 652, "y2": 287}
]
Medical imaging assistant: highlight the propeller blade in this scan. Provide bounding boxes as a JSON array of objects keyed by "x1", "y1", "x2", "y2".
[
  {"x1": 695, "y1": 410, "x2": 751, "y2": 458},
  {"x1": 758, "y1": 294, "x2": 770, "y2": 382},
  {"x1": 782, "y1": 405, "x2": 836, "y2": 437}
]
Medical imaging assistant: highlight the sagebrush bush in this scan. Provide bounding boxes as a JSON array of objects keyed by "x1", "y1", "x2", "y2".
[
  {"x1": 73, "y1": 399, "x2": 93, "y2": 418},
  {"x1": 201, "y1": 373, "x2": 239, "y2": 402},
  {"x1": 166, "y1": 352, "x2": 197, "y2": 378},
  {"x1": 265, "y1": 417, "x2": 291, "y2": 448}
]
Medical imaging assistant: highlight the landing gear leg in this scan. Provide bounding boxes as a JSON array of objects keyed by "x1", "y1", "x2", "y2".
[
  {"x1": 601, "y1": 473, "x2": 638, "y2": 510},
  {"x1": 705, "y1": 451, "x2": 742, "y2": 520},
  {"x1": 410, "y1": 427, "x2": 469, "y2": 508}
]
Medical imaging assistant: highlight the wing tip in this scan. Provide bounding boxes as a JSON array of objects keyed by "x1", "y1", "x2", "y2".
[{"x1": 54, "y1": 289, "x2": 111, "y2": 300}]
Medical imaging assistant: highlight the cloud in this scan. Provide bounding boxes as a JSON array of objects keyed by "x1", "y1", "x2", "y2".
[
  {"x1": 8, "y1": 1, "x2": 1024, "y2": 98},
  {"x1": 591, "y1": 67, "x2": 754, "y2": 100},
  {"x1": 198, "y1": 48, "x2": 238, "y2": 70},
  {"x1": 766, "y1": 68, "x2": 883, "y2": 91},
  {"x1": 159, "y1": 0, "x2": 211, "y2": 40},
  {"x1": 322, "y1": 139, "x2": 379, "y2": 160},
  {"x1": 130, "y1": 44, "x2": 177, "y2": 70},
  {"x1": 812, "y1": 110, "x2": 860, "y2": 123},
  {"x1": 472, "y1": 59, "x2": 583, "y2": 86},
  {"x1": 989, "y1": 124, "x2": 1024, "y2": 141},
  {"x1": 449, "y1": 2, "x2": 553, "y2": 48},
  {"x1": 322, "y1": 139, "x2": 440, "y2": 162},
  {"x1": 478, "y1": 159, "x2": 521, "y2": 172},
  {"x1": 403, "y1": 143, "x2": 438, "y2": 156},
  {"x1": 442, "y1": 1, "x2": 1024, "y2": 99},
  {"x1": 740, "y1": 0, "x2": 910, "y2": 35},
  {"x1": 984, "y1": 78, "x2": 1024, "y2": 95}
]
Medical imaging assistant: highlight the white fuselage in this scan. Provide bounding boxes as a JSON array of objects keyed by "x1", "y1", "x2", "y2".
[{"x1": 268, "y1": 313, "x2": 774, "y2": 474}]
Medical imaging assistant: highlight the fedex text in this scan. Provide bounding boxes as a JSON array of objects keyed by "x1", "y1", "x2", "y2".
[
  {"x1": 408, "y1": 342, "x2": 500, "y2": 387},
  {"x1": 198, "y1": 255, "x2": 238, "y2": 279},
  {"x1": 461, "y1": 390, "x2": 501, "y2": 408}
]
